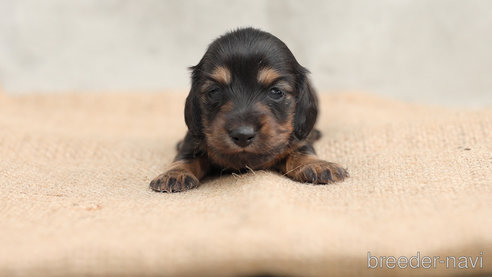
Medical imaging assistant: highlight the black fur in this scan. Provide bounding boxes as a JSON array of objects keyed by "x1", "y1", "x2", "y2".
[{"x1": 150, "y1": 27, "x2": 348, "y2": 193}]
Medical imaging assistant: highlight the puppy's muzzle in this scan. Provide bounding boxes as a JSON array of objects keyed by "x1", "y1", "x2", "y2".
[{"x1": 228, "y1": 125, "x2": 256, "y2": 147}]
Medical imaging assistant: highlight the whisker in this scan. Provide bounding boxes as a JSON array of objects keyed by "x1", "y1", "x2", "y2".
[
  {"x1": 283, "y1": 164, "x2": 305, "y2": 176},
  {"x1": 245, "y1": 165, "x2": 256, "y2": 175}
]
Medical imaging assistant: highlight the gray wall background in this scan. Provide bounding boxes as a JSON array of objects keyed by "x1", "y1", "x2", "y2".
[{"x1": 0, "y1": 0, "x2": 491, "y2": 107}]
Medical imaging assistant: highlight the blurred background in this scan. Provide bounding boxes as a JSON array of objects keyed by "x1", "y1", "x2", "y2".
[{"x1": 0, "y1": 0, "x2": 491, "y2": 107}]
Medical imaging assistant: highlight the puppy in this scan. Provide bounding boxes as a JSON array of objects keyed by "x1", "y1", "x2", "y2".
[{"x1": 150, "y1": 28, "x2": 348, "y2": 193}]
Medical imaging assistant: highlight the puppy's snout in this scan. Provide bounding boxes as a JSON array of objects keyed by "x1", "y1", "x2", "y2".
[{"x1": 228, "y1": 126, "x2": 256, "y2": 147}]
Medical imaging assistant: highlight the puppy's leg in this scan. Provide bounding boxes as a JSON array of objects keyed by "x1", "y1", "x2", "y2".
[
  {"x1": 150, "y1": 133, "x2": 210, "y2": 193},
  {"x1": 279, "y1": 144, "x2": 348, "y2": 184},
  {"x1": 150, "y1": 157, "x2": 209, "y2": 192}
]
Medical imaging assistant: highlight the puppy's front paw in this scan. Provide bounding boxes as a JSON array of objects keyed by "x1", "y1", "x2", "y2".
[
  {"x1": 149, "y1": 169, "x2": 199, "y2": 193},
  {"x1": 287, "y1": 160, "x2": 349, "y2": 184}
]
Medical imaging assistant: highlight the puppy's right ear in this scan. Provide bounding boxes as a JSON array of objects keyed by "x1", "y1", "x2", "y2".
[{"x1": 184, "y1": 65, "x2": 204, "y2": 139}]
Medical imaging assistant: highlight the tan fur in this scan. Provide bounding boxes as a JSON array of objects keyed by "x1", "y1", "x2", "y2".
[
  {"x1": 203, "y1": 101, "x2": 295, "y2": 170},
  {"x1": 257, "y1": 68, "x2": 281, "y2": 86},
  {"x1": 256, "y1": 102, "x2": 293, "y2": 142},
  {"x1": 280, "y1": 150, "x2": 349, "y2": 184},
  {"x1": 210, "y1": 66, "x2": 232, "y2": 85},
  {"x1": 203, "y1": 101, "x2": 235, "y2": 152},
  {"x1": 150, "y1": 157, "x2": 211, "y2": 192},
  {"x1": 168, "y1": 159, "x2": 209, "y2": 180}
]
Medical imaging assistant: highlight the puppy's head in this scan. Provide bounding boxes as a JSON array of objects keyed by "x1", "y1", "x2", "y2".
[{"x1": 185, "y1": 28, "x2": 318, "y2": 169}]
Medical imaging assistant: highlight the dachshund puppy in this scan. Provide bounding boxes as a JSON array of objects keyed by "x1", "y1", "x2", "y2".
[{"x1": 150, "y1": 27, "x2": 348, "y2": 192}]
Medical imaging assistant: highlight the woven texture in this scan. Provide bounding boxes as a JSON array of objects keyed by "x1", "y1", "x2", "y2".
[{"x1": 1, "y1": 92, "x2": 491, "y2": 277}]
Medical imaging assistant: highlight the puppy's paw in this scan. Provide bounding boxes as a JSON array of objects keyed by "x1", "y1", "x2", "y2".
[
  {"x1": 288, "y1": 160, "x2": 349, "y2": 184},
  {"x1": 149, "y1": 169, "x2": 199, "y2": 193}
]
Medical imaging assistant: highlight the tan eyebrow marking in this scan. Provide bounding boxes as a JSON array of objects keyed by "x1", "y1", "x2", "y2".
[
  {"x1": 210, "y1": 66, "x2": 231, "y2": 85},
  {"x1": 257, "y1": 68, "x2": 281, "y2": 86}
]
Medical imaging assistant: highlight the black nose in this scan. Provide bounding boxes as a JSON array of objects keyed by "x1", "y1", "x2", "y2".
[{"x1": 229, "y1": 126, "x2": 256, "y2": 147}]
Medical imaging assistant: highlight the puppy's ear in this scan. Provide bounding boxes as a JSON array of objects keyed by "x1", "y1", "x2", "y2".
[
  {"x1": 184, "y1": 65, "x2": 204, "y2": 139},
  {"x1": 293, "y1": 69, "x2": 318, "y2": 140}
]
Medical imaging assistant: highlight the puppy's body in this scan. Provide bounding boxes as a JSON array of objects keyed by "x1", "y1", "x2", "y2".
[{"x1": 150, "y1": 28, "x2": 348, "y2": 192}]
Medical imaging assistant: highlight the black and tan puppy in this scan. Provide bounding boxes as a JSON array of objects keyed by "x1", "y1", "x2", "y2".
[{"x1": 150, "y1": 28, "x2": 348, "y2": 192}]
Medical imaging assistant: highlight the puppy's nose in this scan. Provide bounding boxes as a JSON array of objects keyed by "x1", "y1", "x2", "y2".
[{"x1": 229, "y1": 126, "x2": 256, "y2": 147}]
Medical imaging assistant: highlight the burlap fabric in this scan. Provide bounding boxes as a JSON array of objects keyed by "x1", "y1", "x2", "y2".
[{"x1": 1, "y1": 91, "x2": 491, "y2": 276}]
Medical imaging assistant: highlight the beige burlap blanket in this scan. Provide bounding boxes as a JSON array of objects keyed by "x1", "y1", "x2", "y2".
[{"x1": 0, "y1": 91, "x2": 491, "y2": 277}]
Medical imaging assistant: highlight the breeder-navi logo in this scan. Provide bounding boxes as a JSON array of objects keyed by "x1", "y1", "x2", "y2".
[{"x1": 367, "y1": 251, "x2": 484, "y2": 269}]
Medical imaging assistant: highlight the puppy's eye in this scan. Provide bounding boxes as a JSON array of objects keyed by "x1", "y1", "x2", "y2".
[
  {"x1": 268, "y1": 87, "x2": 285, "y2": 100},
  {"x1": 207, "y1": 87, "x2": 220, "y2": 98}
]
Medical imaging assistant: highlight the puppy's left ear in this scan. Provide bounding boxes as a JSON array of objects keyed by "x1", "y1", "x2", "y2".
[{"x1": 293, "y1": 69, "x2": 318, "y2": 140}]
